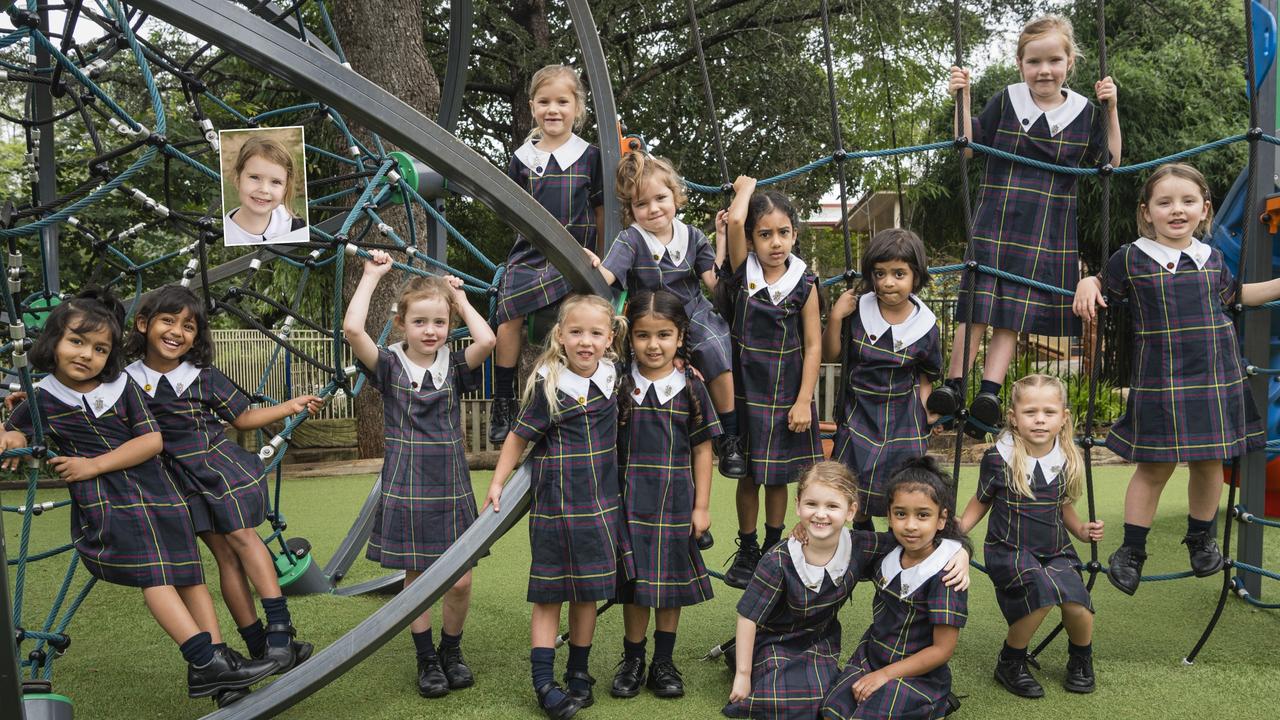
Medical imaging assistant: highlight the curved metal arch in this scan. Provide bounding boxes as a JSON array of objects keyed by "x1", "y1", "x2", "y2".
[{"x1": 568, "y1": 0, "x2": 622, "y2": 248}]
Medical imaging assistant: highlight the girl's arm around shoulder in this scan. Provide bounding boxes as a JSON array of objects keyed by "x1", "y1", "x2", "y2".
[
  {"x1": 787, "y1": 284, "x2": 823, "y2": 433},
  {"x1": 850, "y1": 624, "x2": 960, "y2": 703},
  {"x1": 1062, "y1": 502, "x2": 1104, "y2": 543},
  {"x1": 822, "y1": 289, "x2": 857, "y2": 363},
  {"x1": 957, "y1": 494, "x2": 991, "y2": 536},
  {"x1": 48, "y1": 431, "x2": 163, "y2": 483}
]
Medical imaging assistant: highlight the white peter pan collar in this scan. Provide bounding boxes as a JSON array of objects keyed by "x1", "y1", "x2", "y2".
[
  {"x1": 857, "y1": 292, "x2": 937, "y2": 350},
  {"x1": 1007, "y1": 82, "x2": 1088, "y2": 138},
  {"x1": 879, "y1": 538, "x2": 962, "y2": 599},
  {"x1": 1134, "y1": 237, "x2": 1210, "y2": 273},
  {"x1": 788, "y1": 530, "x2": 852, "y2": 591},
  {"x1": 538, "y1": 359, "x2": 616, "y2": 403},
  {"x1": 390, "y1": 344, "x2": 450, "y2": 390},
  {"x1": 514, "y1": 133, "x2": 589, "y2": 176},
  {"x1": 125, "y1": 359, "x2": 201, "y2": 398},
  {"x1": 635, "y1": 218, "x2": 690, "y2": 266},
  {"x1": 995, "y1": 434, "x2": 1065, "y2": 485},
  {"x1": 38, "y1": 373, "x2": 128, "y2": 418},
  {"x1": 629, "y1": 366, "x2": 685, "y2": 406},
  {"x1": 745, "y1": 253, "x2": 807, "y2": 305},
  {"x1": 224, "y1": 205, "x2": 296, "y2": 245}
]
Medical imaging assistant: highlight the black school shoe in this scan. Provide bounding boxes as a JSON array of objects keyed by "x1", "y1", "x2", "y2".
[
  {"x1": 966, "y1": 392, "x2": 1002, "y2": 439},
  {"x1": 610, "y1": 655, "x2": 645, "y2": 698},
  {"x1": 536, "y1": 681, "x2": 581, "y2": 720},
  {"x1": 488, "y1": 397, "x2": 519, "y2": 445},
  {"x1": 1107, "y1": 546, "x2": 1147, "y2": 596},
  {"x1": 993, "y1": 653, "x2": 1044, "y2": 699},
  {"x1": 437, "y1": 644, "x2": 475, "y2": 689},
  {"x1": 187, "y1": 646, "x2": 278, "y2": 698},
  {"x1": 1063, "y1": 653, "x2": 1096, "y2": 694},
  {"x1": 257, "y1": 624, "x2": 313, "y2": 674},
  {"x1": 925, "y1": 383, "x2": 961, "y2": 417},
  {"x1": 645, "y1": 658, "x2": 685, "y2": 698},
  {"x1": 417, "y1": 654, "x2": 450, "y2": 698},
  {"x1": 723, "y1": 536, "x2": 762, "y2": 590},
  {"x1": 213, "y1": 687, "x2": 250, "y2": 709},
  {"x1": 1182, "y1": 531, "x2": 1225, "y2": 577},
  {"x1": 564, "y1": 669, "x2": 595, "y2": 708},
  {"x1": 715, "y1": 434, "x2": 748, "y2": 479}
]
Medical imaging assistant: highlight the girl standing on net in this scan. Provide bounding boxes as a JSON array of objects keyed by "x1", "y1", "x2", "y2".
[
  {"x1": 824, "y1": 229, "x2": 942, "y2": 526},
  {"x1": 343, "y1": 251, "x2": 496, "y2": 698},
  {"x1": 821, "y1": 457, "x2": 969, "y2": 720},
  {"x1": 1, "y1": 289, "x2": 278, "y2": 701},
  {"x1": 957, "y1": 374, "x2": 1104, "y2": 698},
  {"x1": 484, "y1": 294, "x2": 629, "y2": 720},
  {"x1": 489, "y1": 65, "x2": 606, "y2": 446},
  {"x1": 222, "y1": 135, "x2": 306, "y2": 246},
  {"x1": 123, "y1": 285, "x2": 322, "y2": 675},
  {"x1": 721, "y1": 175, "x2": 823, "y2": 590},
  {"x1": 930, "y1": 14, "x2": 1121, "y2": 435},
  {"x1": 610, "y1": 290, "x2": 721, "y2": 701},
  {"x1": 600, "y1": 151, "x2": 745, "y2": 479},
  {"x1": 1074, "y1": 163, "x2": 1280, "y2": 595}
]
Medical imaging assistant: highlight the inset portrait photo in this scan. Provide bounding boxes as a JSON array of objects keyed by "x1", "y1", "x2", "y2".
[{"x1": 219, "y1": 126, "x2": 309, "y2": 246}]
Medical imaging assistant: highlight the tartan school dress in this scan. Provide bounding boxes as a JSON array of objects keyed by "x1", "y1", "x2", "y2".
[
  {"x1": 357, "y1": 345, "x2": 481, "y2": 570},
  {"x1": 5, "y1": 375, "x2": 204, "y2": 588},
  {"x1": 124, "y1": 360, "x2": 268, "y2": 534},
  {"x1": 617, "y1": 367, "x2": 721, "y2": 608},
  {"x1": 728, "y1": 254, "x2": 822, "y2": 486},
  {"x1": 821, "y1": 540, "x2": 967, "y2": 720},
  {"x1": 722, "y1": 530, "x2": 898, "y2": 720},
  {"x1": 1100, "y1": 239, "x2": 1265, "y2": 462},
  {"x1": 832, "y1": 293, "x2": 942, "y2": 516},
  {"x1": 960, "y1": 82, "x2": 1108, "y2": 337},
  {"x1": 494, "y1": 133, "x2": 604, "y2": 324},
  {"x1": 513, "y1": 360, "x2": 632, "y2": 602},
  {"x1": 602, "y1": 219, "x2": 733, "y2": 379},
  {"x1": 978, "y1": 437, "x2": 1092, "y2": 626}
]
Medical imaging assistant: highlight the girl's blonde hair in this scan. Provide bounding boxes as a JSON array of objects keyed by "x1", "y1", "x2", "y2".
[
  {"x1": 1003, "y1": 374, "x2": 1084, "y2": 503},
  {"x1": 615, "y1": 152, "x2": 687, "y2": 226},
  {"x1": 395, "y1": 275, "x2": 457, "y2": 326},
  {"x1": 1137, "y1": 163, "x2": 1214, "y2": 239},
  {"x1": 523, "y1": 294, "x2": 626, "y2": 416},
  {"x1": 235, "y1": 136, "x2": 299, "y2": 218},
  {"x1": 796, "y1": 460, "x2": 860, "y2": 510},
  {"x1": 1017, "y1": 15, "x2": 1080, "y2": 76},
  {"x1": 526, "y1": 65, "x2": 589, "y2": 142}
]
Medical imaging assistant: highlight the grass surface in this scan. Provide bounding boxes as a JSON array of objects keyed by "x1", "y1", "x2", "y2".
[{"x1": 5, "y1": 465, "x2": 1280, "y2": 719}]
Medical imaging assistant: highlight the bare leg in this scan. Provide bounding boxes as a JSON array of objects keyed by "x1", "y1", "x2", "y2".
[
  {"x1": 495, "y1": 318, "x2": 525, "y2": 369},
  {"x1": 404, "y1": 569, "x2": 433, "y2": 634},
  {"x1": 653, "y1": 607, "x2": 680, "y2": 634},
  {"x1": 735, "y1": 478, "x2": 759, "y2": 533},
  {"x1": 763, "y1": 485, "x2": 789, "y2": 529},
  {"x1": 176, "y1": 584, "x2": 223, "y2": 644},
  {"x1": 622, "y1": 604, "x2": 649, "y2": 644},
  {"x1": 441, "y1": 570, "x2": 472, "y2": 636},
  {"x1": 1005, "y1": 605, "x2": 1054, "y2": 649},
  {"x1": 1123, "y1": 462, "x2": 1177, "y2": 527},
  {"x1": 201, "y1": 532, "x2": 257, "y2": 627},
  {"x1": 225, "y1": 528, "x2": 284, "y2": 599},
  {"x1": 142, "y1": 585, "x2": 201, "y2": 645},
  {"x1": 1060, "y1": 602, "x2": 1093, "y2": 646},
  {"x1": 1187, "y1": 459, "x2": 1225, "y2": 522},
  {"x1": 946, "y1": 322, "x2": 989, "y2": 378},
  {"x1": 567, "y1": 601, "x2": 597, "y2": 647},
  {"x1": 708, "y1": 371, "x2": 735, "y2": 415},
  {"x1": 531, "y1": 602, "x2": 562, "y2": 648},
  {"x1": 982, "y1": 329, "x2": 1018, "y2": 385}
]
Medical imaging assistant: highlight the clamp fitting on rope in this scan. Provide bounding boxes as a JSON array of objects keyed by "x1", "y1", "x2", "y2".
[
  {"x1": 833, "y1": 148, "x2": 848, "y2": 162},
  {"x1": 343, "y1": 242, "x2": 359, "y2": 256},
  {"x1": 85, "y1": 58, "x2": 109, "y2": 80},
  {"x1": 278, "y1": 316, "x2": 296, "y2": 337},
  {"x1": 16, "y1": 501, "x2": 56, "y2": 516},
  {"x1": 8, "y1": 323, "x2": 25, "y2": 341},
  {"x1": 259, "y1": 434, "x2": 286, "y2": 460},
  {"x1": 952, "y1": 136, "x2": 970, "y2": 149},
  {"x1": 1248, "y1": 127, "x2": 1264, "y2": 141},
  {"x1": 964, "y1": 259, "x2": 979, "y2": 270},
  {"x1": 248, "y1": 257, "x2": 262, "y2": 272},
  {"x1": 720, "y1": 182, "x2": 734, "y2": 195},
  {"x1": 842, "y1": 268, "x2": 860, "y2": 282},
  {"x1": 1098, "y1": 163, "x2": 1114, "y2": 176},
  {"x1": 1079, "y1": 435, "x2": 1095, "y2": 449},
  {"x1": 199, "y1": 118, "x2": 219, "y2": 151}
]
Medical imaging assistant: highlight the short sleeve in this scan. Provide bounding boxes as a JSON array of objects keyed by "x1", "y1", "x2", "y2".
[
  {"x1": 916, "y1": 325, "x2": 943, "y2": 380},
  {"x1": 122, "y1": 380, "x2": 160, "y2": 438},
  {"x1": 206, "y1": 367, "x2": 251, "y2": 424},
  {"x1": 1217, "y1": 253, "x2": 1239, "y2": 307},
  {"x1": 4, "y1": 395, "x2": 34, "y2": 436},
  {"x1": 451, "y1": 353, "x2": 481, "y2": 395},
  {"x1": 736, "y1": 545, "x2": 788, "y2": 624},
  {"x1": 601, "y1": 230, "x2": 638, "y2": 290},
  {"x1": 512, "y1": 379, "x2": 554, "y2": 444},
  {"x1": 1098, "y1": 246, "x2": 1130, "y2": 301},
  {"x1": 976, "y1": 449, "x2": 1007, "y2": 504},
  {"x1": 972, "y1": 90, "x2": 1006, "y2": 148},
  {"x1": 506, "y1": 154, "x2": 524, "y2": 186},
  {"x1": 690, "y1": 226, "x2": 716, "y2": 276},
  {"x1": 926, "y1": 575, "x2": 968, "y2": 628},
  {"x1": 685, "y1": 375, "x2": 722, "y2": 447},
  {"x1": 588, "y1": 147, "x2": 604, "y2": 208},
  {"x1": 849, "y1": 529, "x2": 898, "y2": 580},
  {"x1": 1084, "y1": 101, "x2": 1108, "y2": 166},
  {"x1": 356, "y1": 346, "x2": 396, "y2": 395}
]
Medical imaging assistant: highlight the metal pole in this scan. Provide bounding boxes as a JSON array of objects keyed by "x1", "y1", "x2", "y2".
[
  {"x1": 35, "y1": 6, "x2": 59, "y2": 294},
  {"x1": 0, "y1": 506, "x2": 25, "y2": 720}
]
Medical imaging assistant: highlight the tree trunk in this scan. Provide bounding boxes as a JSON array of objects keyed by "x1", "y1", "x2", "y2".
[
  {"x1": 331, "y1": 0, "x2": 440, "y2": 458},
  {"x1": 508, "y1": 0, "x2": 551, "y2": 144}
]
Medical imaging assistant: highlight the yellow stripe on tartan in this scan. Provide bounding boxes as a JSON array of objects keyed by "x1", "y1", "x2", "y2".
[
  {"x1": 530, "y1": 569, "x2": 617, "y2": 581},
  {"x1": 530, "y1": 507, "x2": 617, "y2": 520}
]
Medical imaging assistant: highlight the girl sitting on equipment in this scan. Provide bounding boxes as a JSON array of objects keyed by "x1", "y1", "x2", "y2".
[
  {"x1": 1074, "y1": 162, "x2": 1280, "y2": 595},
  {"x1": 824, "y1": 228, "x2": 942, "y2": 528},
  {"x1": 223, "y1": 135, "x2": 306, "y2": 246},
  {"x1": 0, "y1": 288, "x2": 278, "y2": 702},
  {"x1": 484, "y1": 294, "x2": 630, "y2": 720},
  {"x1": 957, "y1": 374, "x2": 1104, "y2": 698},
  {"x1": 599, "y1": 151, "x2": 745, "y2": 479},
  {"x1": 343, "y1": 251, "x2": 496, "y2": 698}
]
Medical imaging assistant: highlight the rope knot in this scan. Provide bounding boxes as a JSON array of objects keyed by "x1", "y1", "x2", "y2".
[
  {"x1": 952, "y1": 136, "x2": 970, "y2": 149},
  {"x1": 1248, "y1": 127, "x2": 1264, "y2": 141}
]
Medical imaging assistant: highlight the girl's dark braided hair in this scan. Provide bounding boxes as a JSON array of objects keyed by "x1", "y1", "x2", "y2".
[{"x1": 617, "y1": 290, "x2": 702, "y2": 435}]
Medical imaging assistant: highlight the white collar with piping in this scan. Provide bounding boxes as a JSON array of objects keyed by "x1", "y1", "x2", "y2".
[
  {"x1": 878, "y1": 538, "x2": 962, "y2": 599},
  {"x1": 995, "y1": 433, "x2": 1065, "y2": 485},
  {"x1": 37, "y1": 373, "x2": 129, "y2": 418},
  {"x1": 513, "y1": 133, "x2": 589, "y2": 176},
  {"x1": 125, "y1": 359, "x2": 201, "y2": 398},
  {"x1": 537, "y1": 359, "x2": 616, "y2": 403},
  {"x1": 745, "y1": 253, "x2": 807, "y2": 305},
  {"x1": 628, "y1": 366, "x2": 685, "y2": 406},
  {"x1": 857, "y1": 292, "x2": 936, "y2": 350},
  {"x1": 1133, "y1": 236, "x2": 1210, "y2": 273},
  {"x1": 390, "y1": 344, "x2": 450, "y2": 390},
  {"x1": 634, "y1": 218, "x2": 690, "y2": 266},
  {"x1": 1006, "y1": 82, "x2": 1088, "y2": 138},
  {"x1": 788, "y1": 530, "x2": 852, "y2": 591}
]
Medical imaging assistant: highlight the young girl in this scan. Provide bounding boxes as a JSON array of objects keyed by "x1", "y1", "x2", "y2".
[
  {"x1": 223, "y1": 135, "x2": 306, "y2": 246},
  {"x1": 1074, "y1": 162, "x2": 1280, "y2": 595},
  {"x1": 490, "y1": 65, "x2": 606, "y2": 446},
  {"x1": 957, "y1": 375, "x2": 1104, "y2": 697},
  {"x1": 820, "y1": 456, "x2": 969, "y2": 720},
  {"x1": 123, "y1": 285, "x2": 323, "y2": 674},
  {"x1": 930, "y1": 14, "x2": 1121, "y2": 434},
  {"x1": 824, "y1": 229, "x2": 942, "y2": 525},
  {"x1": 723, "y1": 461, "x2": 967, "y2": 719},
  {"x1": 611, "y1": 290, "x2": 720, "y2": 700},
  {"x1": 483, "y1": 294, "x2": 629, "y2": 720},
  {"x1": 0, "y1": 289, "x2": 278, "y2": 700},
  {"x1": 343, "y1": 252, "x2": 497, "y2": 697},
  {"x1": 599, "y1": 152, "x2": 745, "y2": 478},
  {"x1": 721, "y1": 175, "x2": 823, "y2": 590}
]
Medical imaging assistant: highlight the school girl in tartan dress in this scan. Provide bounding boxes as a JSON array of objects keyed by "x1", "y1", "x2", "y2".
[
  {"x1": 724, "y1": 462, "x2": 968, "y2": 720},
  {"x1": 929, "y1": 15, "x2": 1121, "y2": 435},
  {"x1": 343, "y1": 251, "x2": 497, "y2": 698},
  {"x1": 824, "y1": 229, "x2": 943, "y2": 523},
  {"x1": 484, "y1": 294, "x2": 630, "y2": 720},
  {"x1": 599, "y1": 152, "x2": 746, "y2": 478},
  {"x1": 0, "y1": 289, "x2": 277, "y2": 702},
  {"x1": 821, "y1": 457, "x2": 969, "y2": 720},
  {"x1": 489, "y1": 65, "x2": 606, "y2": 445},
  {"x1": 1074, "y1": 163, "x2": 1280, "y2": 596},
  {"x1": 122, "y1": 285, "x2": 321, "y2": 680},
  {"x1": 958, "y1": 375, "x2": 1104, "y2": 698},
  {"x1": 610, "y1": 290, "x2": 721, "y2": 700},
  {"x1": 722, "y1": 174, "x2": 824, "y2": 590}
]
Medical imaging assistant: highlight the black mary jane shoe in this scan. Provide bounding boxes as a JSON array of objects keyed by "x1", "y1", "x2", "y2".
[
  {"x1": 563, "y1": 669, "x2": 595, "y2": 708},
  {"x1": 536, "y1": 681, "x2": 582, "y2": 720}
]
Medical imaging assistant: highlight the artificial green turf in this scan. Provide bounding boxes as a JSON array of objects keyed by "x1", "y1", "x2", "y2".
[{"x1": 5, "y1": 465, "x2": 1280, "y2": 719}]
